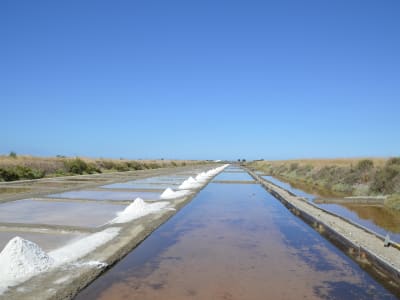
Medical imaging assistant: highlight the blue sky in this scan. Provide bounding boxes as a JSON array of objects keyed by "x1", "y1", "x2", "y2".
[{"x1": 1, "y1": 0, "x2": 399, "y2": 160}]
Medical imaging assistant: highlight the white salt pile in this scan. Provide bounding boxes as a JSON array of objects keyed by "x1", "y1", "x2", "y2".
[
  {"x1": 195, "y1": 172, "x2": 209, "y2": 182},
  {"x1": 178, "y1": 176, "x2": 203, "y2": 190},
  {"x1": 160, "y1": 188, "x2": 191, "y2": 200},
  {"x1": 0, "y1": 237, "x2": 53, "y2": 293},
  {"x1": 0, "y1": 228, "x2": 120, "y2": 295},
  {"x1": 109, "y1": 198, "x2": 169, "y2": 224},
  {"x1": 181, "y1": 165, "x2": 230, "y2": 189}
]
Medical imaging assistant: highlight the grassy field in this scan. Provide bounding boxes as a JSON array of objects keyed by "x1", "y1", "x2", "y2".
[
  {"x1": 247, "y1": 157, "x2": 400, "y2": 210},
  {"x1": 0, "y1": 154, "x2": 205, "y2": 182}
]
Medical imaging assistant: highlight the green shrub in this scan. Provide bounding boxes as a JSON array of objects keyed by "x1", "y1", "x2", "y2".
[
  {"x1": 148, "y1": 163, "x2": 161, "y2": 169},
  {"x1": 9, "y1": 151, "x2": 17, "y2": 158},
  {"x1": 370, "y1": 166, "x2": 399, "y2": 194},
  {"x1": 0, "y1": 166, "x2": 45, "y2": 181},
  {"x1": 86, "y1": 163, "x2": 102, "y2": 174},
  {"x1": 356, "y1": 159, "x2": 374, "y2": 172},
  {"x1": 126, "y1": 161, "x2": 144, "y2": 170},
  {"x1": 64, "y1": 158, "x2": 88, "y2": 175}
]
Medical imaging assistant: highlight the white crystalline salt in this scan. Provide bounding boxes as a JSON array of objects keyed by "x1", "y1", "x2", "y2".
[
  {"x1": 109, "y1": 198, "x2": 169, "y2": 224},
  {"x1": 49, "y1": 227, "x2": 120, "y2": 265},
  {"x1": 186, "y1": 177, "x2": 197, "y2": 184},
  {"x1": 0, "y1": 237, "x2": 54, "y2": 294},
  {"x1": 0, "y1": 228, "x2": 120, "y2": 295},
  {"x1": 0, "y1": 237, "x2": 53, "y2": 279},
  {"x1": 160, "y1": 188, "x2": 191, "y2": 199}
]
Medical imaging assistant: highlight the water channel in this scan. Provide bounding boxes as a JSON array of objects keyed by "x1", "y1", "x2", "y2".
[
  {"x1": 262, "y1": 175, "x2": 400, "y2": 242},
  {"x1": 76, "y1": 168, "x2": 396, "y2": 299}
]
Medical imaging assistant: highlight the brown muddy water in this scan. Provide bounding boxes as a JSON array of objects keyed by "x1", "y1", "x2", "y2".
[
  {"x1": 262, "y1": 175, "x2": 400, "y2": 242},
  {"x1": 75, "y1": 170, "x2": 395, "y2": 299}
]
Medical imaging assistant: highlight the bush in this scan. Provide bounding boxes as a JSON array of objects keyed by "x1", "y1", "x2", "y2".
[
  {"x1": 86, "y1": 163, "x2": 102, "y2": 174},
  {"x1": 126, "y1": 161, "x2": 144, "y2": 170},
  {"x1": 356, "y1": 159, "x2": 374, "y2": 172},
  {"x1": 370, "y1": 165, "x2": 400, "y2": 194},
  {"x1": 9, "y1": 151, "x2": 17, "y2": 158},
  {"x1": 64, "y1": 158, "x2": 89, "y2": 175},
  {"x1": 0, "y1": 166, "x2": 45, "y2": 181}
]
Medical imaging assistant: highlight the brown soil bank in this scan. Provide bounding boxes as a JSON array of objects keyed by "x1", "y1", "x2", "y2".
[{"x1": 247, "y1": 158, "x2": 400, "y2": 210}]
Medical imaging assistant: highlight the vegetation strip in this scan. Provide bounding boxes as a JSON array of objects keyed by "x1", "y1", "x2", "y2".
[{"x1": 248, "y1": 158, "x2": 400, "y2": 210}]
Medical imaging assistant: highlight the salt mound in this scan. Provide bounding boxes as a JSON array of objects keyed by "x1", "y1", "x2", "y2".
[
  {"x1": 160, "y1": 188, "x2": 176, "y2": 198},
  {"x1": 179, "y1": 177, "x2": 202, "y2": 190},
  {"x1": 0, "y1": 237, "x2": 53, "y2": 280},
  {"x1": 196, "y1": 172, "x2": 209, "y2": 182},
  {"x1": 110, "y1": 198, "x2": 169, "y2": 224},
  {"x1": 186, "y1": 177, "x2": 197, "y2": 184},
  {"x1": 160, "y1": 188, "x2": 191, "y2": 199}
]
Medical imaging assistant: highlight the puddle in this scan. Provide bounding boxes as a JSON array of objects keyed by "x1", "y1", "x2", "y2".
[
  {"x1": 48, "y1": 190, "x2": 160, "y2": 201},
  {"x1": 76, "y1": 172, "x2": 395, "y2": 300},
  {"x1": 0, "y1": 230, "x2": 86, "y2": 252},
  {"x1": 0, "y1": 199, "x2": 126, "y2": 227}
]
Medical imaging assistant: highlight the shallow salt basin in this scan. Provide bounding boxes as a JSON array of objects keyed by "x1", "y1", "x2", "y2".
[
  {"x1": 102, "y1": 182, "x2": 180, "y2": 190},
  {"x1": 48, "y1": 190, "x2": 160, "y2": 201},
  {"x1": 0, "y1": 231, "x2": 86, "y2": 252},
  {"x1": 132, "y1": 176, "x2": 187, "y2": 184},
  {"x1": 0, "y1": 200, "x2": 126, "y2": 228},
  {"x1": 212, "y1": 171, "x2": 253, "y2": 181}
]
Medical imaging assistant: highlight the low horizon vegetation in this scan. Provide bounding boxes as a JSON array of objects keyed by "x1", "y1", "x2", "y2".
[
  {"x1": 248, "y1": 157, "x2": 400, "y2": 210},
  {"x1": 0, "y1": 154, "x2": 205, "y2": 182}
]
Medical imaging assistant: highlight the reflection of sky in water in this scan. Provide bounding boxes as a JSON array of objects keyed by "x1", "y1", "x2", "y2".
[
  {"x1": 262, "y1": 175, "x2": 315, "y2": 200},
  {"x1": 49, "y1": 190, "x2": 160, "y2": 201},
  {"x1": 0, "y1": 199, "x2": 125, "y2": 227},
  {"x1": 76, "y1": 181, "x2": 395, "y2": 300},
  {"x1": 213, "y1": 172, "x2": 253, "y2": 181},
  {"x1": 262, "y1": 176, "x2": 400, "y2": 243}
]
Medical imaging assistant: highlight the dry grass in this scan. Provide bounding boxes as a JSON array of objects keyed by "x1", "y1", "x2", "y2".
[
  {"x1": 0, "y1": 155, "x2": 205, "y2": 181},
  {"x1": 262, "y1": 158, "x2": 387, "y2": 169}
]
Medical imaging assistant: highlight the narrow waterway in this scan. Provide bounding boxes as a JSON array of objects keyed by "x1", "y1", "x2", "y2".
[
  {"x1": 76, "y1": 169, "x2": 395, "y2": 299},
  {"x1": 262, "y1": 175, "x2": 400, "y2": 242}
]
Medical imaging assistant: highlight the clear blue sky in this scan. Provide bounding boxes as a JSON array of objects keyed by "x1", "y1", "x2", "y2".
[{"x1": 1, "y1": 0, "x2": 399, "y2": 160}]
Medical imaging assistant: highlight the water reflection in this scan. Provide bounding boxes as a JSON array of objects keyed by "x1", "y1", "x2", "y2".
[
  {"x1": 76, "y1": 174, "x2": 395, "y2": 299},
  {"x1": 262, "y1": 175, "x2": 400, "y2": 242}
]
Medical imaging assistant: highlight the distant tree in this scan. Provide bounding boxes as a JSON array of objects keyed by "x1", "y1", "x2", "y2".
[
  {"x1": 242, "y1": 159, "x2": 246, "y2": 162},
  {"x1": 9, "y1": 151, "x2": 17, "y2": 158}
]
